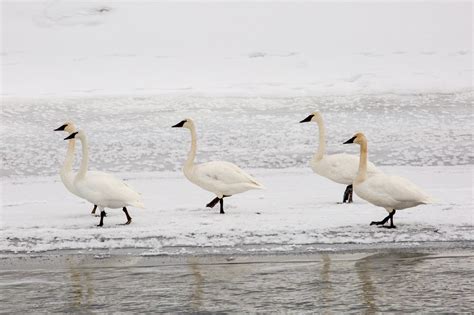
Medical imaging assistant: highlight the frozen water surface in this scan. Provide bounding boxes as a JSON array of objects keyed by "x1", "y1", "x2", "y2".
[{"x1": 1, "y1": 92, "x2": 473, "y2": 177}]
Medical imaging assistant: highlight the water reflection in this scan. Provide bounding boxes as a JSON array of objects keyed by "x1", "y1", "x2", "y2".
[
  {"x1": 67, "y1": 261, "x2": 94, "y2": 310},
  {"x1": 355, "y1": 252, "x2": 430, "y2": 314},
  {"x1": 188, "y1": 258, "x2": 204, "y2": 311},
  {"x1": 355, "y1": 255, "x2": 378, "y2": 314},
  {"x1": 320, "y1": 254, "x2": 332, "y2": 308},
  {"x1": 1, "y1": 251, "x2": 471, "y2": 313}
]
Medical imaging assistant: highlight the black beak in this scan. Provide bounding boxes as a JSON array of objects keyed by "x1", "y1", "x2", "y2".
[
  {"x1": 54, "y1": 124, "x2": 67, "y2": 131},
  {"x1": 172, "y1": 120, "x2": 186, "y2": 128},
  {"x1": 64, "y1": 132, "x2": 78, "y2": 140},
  {"x1": 299, "y1": 114, "x2": 314, "y2": 123},
  {"x1": 343, "y1": 136, "x2": 356, "y2": 144}
]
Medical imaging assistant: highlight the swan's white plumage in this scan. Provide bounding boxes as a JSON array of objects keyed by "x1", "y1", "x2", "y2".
[
  {"x1": 188, "y1": 161, "x2": 263, "y2": 197},
  {"x1": 74, "y1": 173, "x2": 144, "y2": 209},
  {"x1": 302, "y1": 112, "x2": 381, "y2": 186},
  {"x1": 355, "y1": 174, "x2": 432, "y2": 211},
  {"x1": 348, "y1": 132, "x2": 432, "y2": 212},
  {"x1": 311, "y1": 153, "x2": 379, "y2": 185},
  {"x1": 71, "y1": 130, "x2": 144, "y2": 210},
  {"x1": 175, "y1": 118, "x2": 263, "y2": 200}
]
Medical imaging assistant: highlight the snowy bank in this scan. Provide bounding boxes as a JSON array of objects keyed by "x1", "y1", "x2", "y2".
[{"x1": 1, "y1": 166, "x2": 472, "y2": 254}]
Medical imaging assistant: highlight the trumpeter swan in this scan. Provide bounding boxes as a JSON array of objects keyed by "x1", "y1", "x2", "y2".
[
  {"x1": 344, "y1": 132, "x2": 432, "y2": 228},
  {"x1": 54, "y1": 122, "x2": 98, "y2": 214},
  {"x1": 300, "y1": 112, "x2": 380, "y2": 203},
  {"x1": 64, "y1": 130, "x2": 144, "y2": 226},
  {"x1": 172, "y1": 118, "x2": 263, "y2": 214}
]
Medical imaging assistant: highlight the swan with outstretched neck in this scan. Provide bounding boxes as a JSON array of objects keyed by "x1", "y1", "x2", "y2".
[
  {"x1": 64, "y1": 130, "x2": 144, "y2": 226},
  {"x1": 300, "y1": 112, "x2": 380, "y2": 203},
  {"x1": 172, "y1": 118, "x2": 263, "y2": 214},
  {"x1": 344, "y1": 132, "x2": 433, "y2": 228},
  {"x1": 54, "y1": 122, "x2": 98, "y2": 214}
]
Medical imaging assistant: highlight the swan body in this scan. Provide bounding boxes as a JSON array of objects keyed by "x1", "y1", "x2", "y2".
[
  {"x1": 354, "y1": 174, "x2": 432, "y2": 211},
  {"x1": 64, "y1": 130, "x2": 144, "y2": 226},
  {"x1": 300, "y1": 112, "x2": 380, "y2": 202},
  {"x1": 172, "y1": 118, "x2": 263, "y2": 213},
  {"x1": 344, "y1": 132, "x2": 432, "y2": 228},
  {"x1": 185, "y1": 161, "x2": 263, "y2": 198},
  {"x1": 74, "y1": 174, "x2": 144, "y2": 209},
  {"x1": 311, "y1": 153, "x2": 379, "y2": 186}
]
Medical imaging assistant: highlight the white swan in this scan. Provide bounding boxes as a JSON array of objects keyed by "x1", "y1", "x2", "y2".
[
  {"x1": 300, "y1": 112, "x2": 381, "y2": 203},
  {"x1": 54, "y1": 122, "x2": 98, "y2": 214},
  {"x1": 344, "y1": 132, "x2": 433, "y2": 228},
  {"x1": 172, "y1": 118, "x2": 263, "y2": 214},
  {"x1": 64, "y1": 130, "x2": 144, "y2": 226}
]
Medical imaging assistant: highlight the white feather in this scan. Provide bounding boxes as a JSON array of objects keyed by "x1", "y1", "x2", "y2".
[
  {"x1": 176, "y1": 118, "x2": 263, "y2": 200},
  {"x1": 312, "y1": 153, "x2": 380, "y2": 185},
  {"x1": 71, "y1": 130, "x2": 144, "y2": 210},
  {"x1": 349, "y1": 132, "x2": 433, "y2": 213}
]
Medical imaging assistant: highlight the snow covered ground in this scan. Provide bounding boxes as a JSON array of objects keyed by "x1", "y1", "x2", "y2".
[
  {"x1": 2, "y1": 1, "x2": 472, "y2": 97},
  {"x1": 1, "y1": 165, "x2": 472, "y2": 254}
]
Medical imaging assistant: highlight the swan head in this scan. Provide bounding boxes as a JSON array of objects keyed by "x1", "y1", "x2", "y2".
[
  {"x1": 343, "y1": 132, "x2": 366, "y2": 145},
  {"x1": 299, "y1": 111, "x2": 322, "y2": 123},
  {"x1": 63, "y1": 130, "x2": 85, "y2": 140},
  {"x1": 172, "y1": 118, "x2": 194, "y2": 129},
  {"x1": 54, "y1": 122, "x2": 76, "y2": 133}
]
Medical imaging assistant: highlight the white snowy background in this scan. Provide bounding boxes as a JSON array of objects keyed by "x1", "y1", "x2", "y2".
[{"x1": 1, "y1": 1, "x2": 473, "y2": 253}]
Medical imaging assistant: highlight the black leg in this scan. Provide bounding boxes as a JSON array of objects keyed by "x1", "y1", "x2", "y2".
[
  {"x1": 348, "y1": 185, "x2": 353, "y2": 203},
  {"x1": 370, "y1": 209, "x2": 396, "y2": 228},
  {"x1": 219, "y1": 198, "x2": 225, "y2": 214},
  {"x1": 122, "y1": 207, "x2": 132, "y2": 225},
  {"x1": 97, "y1": 210, "x2": 105, "y2": 227},
  {"x1": 91, "y1": 204, "x2": 97, "y2": 214},
  {"x1": 386, "y1": 210, "x2": 397, "y2": 229},
  {"x1": 343, "y1": 185, "x2": 353, "y2": 203},
  {"x1": 206, "y1": 197, "x2": 220, "y2": 208}
]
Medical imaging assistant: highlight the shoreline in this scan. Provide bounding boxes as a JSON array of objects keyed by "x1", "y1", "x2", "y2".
[{"x1": 1, "y1": 240, "x2": 472, "y2": 267}]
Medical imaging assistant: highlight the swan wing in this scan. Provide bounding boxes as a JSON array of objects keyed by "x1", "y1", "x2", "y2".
[
  {"x1": 362, "y1": 174, "x2": 431, "y2": 205},
  {"x1": 76, "y1": 173, "x2": 143, "y2": 207},
  {"x1": 194, "y1": 161, "x2": 263, "y2": 187}
]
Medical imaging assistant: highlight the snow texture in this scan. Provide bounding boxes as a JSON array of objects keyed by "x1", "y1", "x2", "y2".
[
  {"x1": 1, "y1": 166, "x2": 473, "y2": 254},
  {"x1": 2, "y1": 1, "x2": 472, "y2": 97}
]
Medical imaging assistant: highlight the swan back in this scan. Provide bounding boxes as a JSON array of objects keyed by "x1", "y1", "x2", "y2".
[
  {"x1": 187, "y1": 161, "x2": 263, "y2": 197},
  {"x1": 311, "y1": 153, "x2": 380, "y2": 185},
  {"x1": 75, "y1": 172, "x2": 144, "y2": 209},
  {"x1": 355, "y1": 173, "x2": 433, "y2": 210}
]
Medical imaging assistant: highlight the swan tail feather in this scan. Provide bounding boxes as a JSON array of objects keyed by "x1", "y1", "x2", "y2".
[
  {"x1": 420, "y1": 193, "x2": 437, "y2": 204},
  {"x1": 251, "y1": 180, "x2": 265, "y2": 190},
  {"x1": 129, "y1": 200, "x2": 145, "y2": 209}
]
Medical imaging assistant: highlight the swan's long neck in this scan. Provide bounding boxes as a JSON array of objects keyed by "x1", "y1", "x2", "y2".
[
  {"x1": 356, "y1": 139, "x2": 368, "y2": 182},
  {"x1": 184, "y1": 124, "x2": 197, "y2": 172},
  {"x1": 77, "y1": 135, "x2": 89, "y2": 180},
  {"x1": 314, "y1": 117, "x2": 326, "y2": 161},
  {"x1": 61, "y1": 139, "x2": 75, "y2": 175}
]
